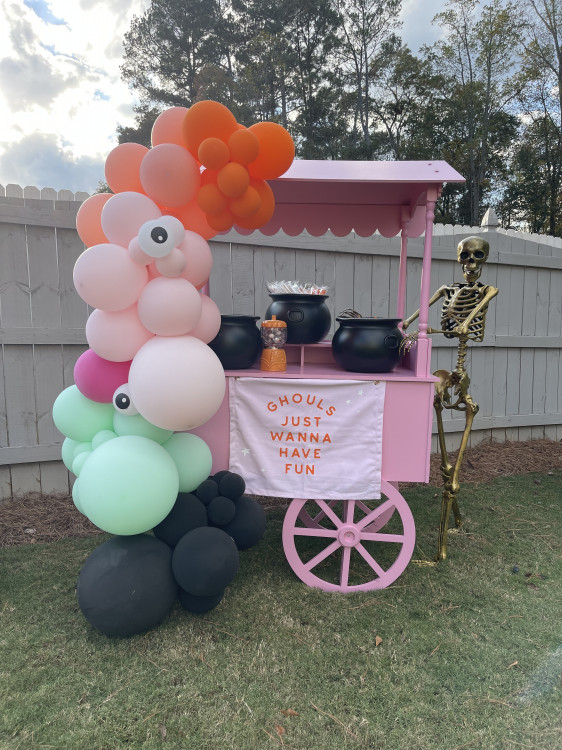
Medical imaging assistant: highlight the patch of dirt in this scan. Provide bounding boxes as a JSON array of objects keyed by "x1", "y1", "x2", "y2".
[{"x1": 1, "y1": 439, "x2": 560, "y2": 547}]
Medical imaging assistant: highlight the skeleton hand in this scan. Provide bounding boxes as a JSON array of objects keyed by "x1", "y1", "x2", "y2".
[{"x1": 454, "y1": 322, "x2": 470, "y2": 336}]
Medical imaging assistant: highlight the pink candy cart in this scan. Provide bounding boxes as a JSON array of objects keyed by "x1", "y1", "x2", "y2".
[{"x1": 196, "y1": 160, "x2": 465, "y2": 592}]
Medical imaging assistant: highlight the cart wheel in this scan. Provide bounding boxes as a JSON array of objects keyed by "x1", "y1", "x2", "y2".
[{"x1": 282, "y1": 481, "x2": 415, "y2": 592}]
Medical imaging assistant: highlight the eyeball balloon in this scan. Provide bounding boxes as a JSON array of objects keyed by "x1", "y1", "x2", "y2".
[
  {"x1": 129, "y1": 335, "x2": 226, "y2": 431},
  {"x1": 112, "y1": 383, "x2": 138, "y2": 416},
  {"x1": 137, "y1": 215, "x2": 185, "y2": 258}
]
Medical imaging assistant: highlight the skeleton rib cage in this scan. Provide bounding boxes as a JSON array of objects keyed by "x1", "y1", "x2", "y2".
[{"x1": 440, "y1": 282, "x2": 490, "y2": 341}]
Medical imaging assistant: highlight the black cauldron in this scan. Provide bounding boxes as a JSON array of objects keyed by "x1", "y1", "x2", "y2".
[
  {"x1": 265, "y1": 294, "x2": 331, "y2": 344},
  {"x1": 208, "y1": 315, "x2": 262, "y2": 369},
  {"x1": 332, "y1": 318, "x2": 404, "y2": 373}
]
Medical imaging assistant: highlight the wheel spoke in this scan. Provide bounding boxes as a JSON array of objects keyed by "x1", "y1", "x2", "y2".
[
  {"x1": 357, "y1": 498, "x2": 396, "y2": 530},
  {"x1": 355, "y1": 543, "x2": 385, "y2": 577},
  {"x1": 303, "y1": 540, "x2": 341, "y2": 571},
  {"x1": 344, "y1": 499, "x2": 355, "y2": 524},
  {"x1": 315, "y1": 499, "x2": 343, "y2": 528},
  {"x1": 293, "y1": 527, "x2": 339, "y2": 538},
  {"x1": 360, "y1": 532, "x2": 405, "y2": 544},
  {"x1": 340, "y1": 546, "x2": 351, "y2": 588}
]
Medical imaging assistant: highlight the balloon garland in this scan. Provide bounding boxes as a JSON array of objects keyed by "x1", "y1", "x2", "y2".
[{"x1": 52, "y1": 101, "x2": 294, "y2": 636}]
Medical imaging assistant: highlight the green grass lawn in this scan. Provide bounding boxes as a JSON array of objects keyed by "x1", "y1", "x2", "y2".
[{"x1": 1, "y1": 472, "x2": 560, "y2": 750}]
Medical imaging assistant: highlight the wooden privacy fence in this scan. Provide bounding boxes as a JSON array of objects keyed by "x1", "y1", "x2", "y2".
[{"x1": 1, "y1": 183, "x2": 561, "y2": 499}]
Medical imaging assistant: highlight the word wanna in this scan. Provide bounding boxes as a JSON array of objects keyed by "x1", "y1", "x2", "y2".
[{"x1": 270, "y1": 431, "x2": 332, "y2": 443}]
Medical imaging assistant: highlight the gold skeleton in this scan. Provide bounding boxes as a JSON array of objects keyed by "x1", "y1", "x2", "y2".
[{"x1": 402, "y1": 236, "x2": 498, "y2": 560}]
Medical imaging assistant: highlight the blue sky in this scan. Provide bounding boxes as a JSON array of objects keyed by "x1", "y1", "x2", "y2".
[{"x1": 0, "y1": 0, "x2": 447, "y2": 195}]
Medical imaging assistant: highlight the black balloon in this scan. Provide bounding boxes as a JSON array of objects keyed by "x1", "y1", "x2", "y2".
[
  {"x1": 77, "y1": 535, "x2": 178, "y2": 637},
  {"x1": 211, "y1": 470, "x2": 230, "y2": 483},
  {"x1": 195, "y1": 479, "x2": 219, "y2": 505},
  {"x1": 172, "y1": 527, "x2": 239, "y2": 597},
  {"x1": 178, "y1": 588, "x2": 225, "y2": 614},
  {"x1": 218, "y1": 472, "x2": 246, "y2": 500},
  {"x1": 207, "y1": 495, "x2": 236, "y2": 526},
  {"x1": 220, "y1": 495, "x2": 266, "y2": 550},
  {"x1": 153, "y1": 492, "x2": 208, "y2": 547}
]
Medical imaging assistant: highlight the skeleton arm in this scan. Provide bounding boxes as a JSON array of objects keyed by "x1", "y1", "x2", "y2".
[
  {"x1": 453, "y1": 285, "x2": 498, "y2": 335},
  {"x1": 402, "y1": 286, "x2": 448, "y2": 331}
]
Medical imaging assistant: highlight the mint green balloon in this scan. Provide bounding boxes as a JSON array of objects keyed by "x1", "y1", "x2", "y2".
[
  {"x1": 78, "y1": 435, "x2": 179, "y2": 535},
  {"x1": 92, "y1": 430, "x2": 118, "y2": 450},
  {"x1": 72, "y1": 451, "x2": 91, "y2": 477},
  {"x1": 53, "y1": 386, "x2": 114, "y2": 442},
  {"x1": 72, "y1": 479, "x2": 83, "y2": 514},
  {"x1": 162, "y1": 433, "x2": 213, "y2": 493},
  {"x1": 61, "y1": 438, "x2": 79, "y2": 471},
  {"x1": 113, "y1": 412, "x2": 173, "y2": 443}
]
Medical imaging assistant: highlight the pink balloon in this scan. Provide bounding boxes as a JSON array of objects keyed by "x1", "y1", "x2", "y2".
[
  {"x1": 128, "y1": 237, "x2": 153, "y2": 266},
  {"x1": 179, "y1": 230, "x2": 213, "y2": 288},
  {"x1": 129, "y1": 336, "x2": 225, "y2": 431},
  {"x1": 86, "y1": 306, "x2": 153, "y2": 362},
  {"x1": 140, "y1": 144, "x2": 201, "y2": 208},
  {"x1": 189, "y1": 295, "x2": 221, "y2": 343},
  {"x1": 74, "y1": 349, "x2": 132, "y2": 403},
  {"x1": 151, "y1": 107, "x2": 190, "y2": 147},
  {"x1": 155, "y1": 247, "x2": 186, "y2": 277},
  {"x1": 137, "y1": 277, "x2": 202, "y2": 336},
  {"x1": 101, "y1": 192, "x2": 162, "y2": 247},
  {"x1": 73, "y1": 243, "x2": 148, "y2": 311}
]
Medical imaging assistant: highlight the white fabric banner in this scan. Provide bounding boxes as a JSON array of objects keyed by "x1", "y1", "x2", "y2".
[{"x1": 229, "y1": 378, "x2": 386, "y2": 500}]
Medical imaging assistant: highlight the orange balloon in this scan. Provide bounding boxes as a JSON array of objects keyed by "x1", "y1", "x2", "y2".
[
  {"x1": 198, "y1": 137, "x2": 230, "y2": 170},
  {"x1": 228, "y1": 129, "x2": 259, "y2": 165},
  {"x1": 140, "y1": 144, "x2": 201, "y2": 208},
  {"x1": 207, "y1": 209, "x2": 235, "y2": 233},
  {"x1": 151, "y1": 107, "x2": 190, "y2": 147},
  {"x1": 76, "y1": 193, "x2": 112, "y2": 247},
  {"x1": 248, "y1": 122, "x2": 295, "y2": 179},
  {"x1": 201, "y1": 169, "x2": 218, "y2": 186},
  {"x1": 182, "y1": 101, "x2": 238, "y2": 156},
  {"x1": 234, "y1": 179, "x2": 275, "y2": 229},
  {"x1": 198, "y1": 183, "x2": 227, "y2": 215},
  {"x1": 230, "y1": 186, "x2": 260, "y2": 218},
  {"x1": 217, "y1": 162, "x2": 249, "y2": 199},
  {"x1": 166, "y1": 201, "x2": 217, "y2": 240},
  {"x1": 105, "y1": 143, "x2": 148, "y2": 194}
]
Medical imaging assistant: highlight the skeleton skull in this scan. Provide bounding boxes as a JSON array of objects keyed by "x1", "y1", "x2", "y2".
[{"x1": 457, "y1": 236, "x2": 489, "y2": 283}]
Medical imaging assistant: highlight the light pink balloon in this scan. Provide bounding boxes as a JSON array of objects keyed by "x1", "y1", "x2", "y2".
[
  {"x1": 179, "y1": 230, "x2": 213, "y2": 288},
  {"x1": 129, "y1": 336, "x2": 226, "y2": 431},
  {"x1": 151, "y1": 107, "x2": 190, "y2": 147},
  {"x1": 73, "y1": 243, "x2": 148, "y2": 311},
  {"x1": 101, "y1": 192, "x2": 162, "y2": 247},
  {"x1": 128, "y1": 236, "x2": 153, "y2": 266},
  {"x1": 137, "y1": 277, "x2": 202, "y2": 336},
  {"x1": 189, "y1": 295, "x2": 221, "y2": 343},
  {"x1": 155, "y1": 247, "x2": 186, "y2": 277},
  {"x1": 86, "y1": 306, "x2": 153, "y2": 362},
  {"x1": 140, "y1": 144, "x2": 200, "y2": 208},
  {"x1": 74, "y1": 349, "x2": 132, "y2": 403}
]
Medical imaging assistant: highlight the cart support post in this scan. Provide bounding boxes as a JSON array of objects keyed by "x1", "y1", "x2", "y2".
[
  {"x1": 415, "y1": 189, "x2": 437, "y2": 377},
  {"x1": 396, "y1": 212, "x2": 409, "y2": 321}
]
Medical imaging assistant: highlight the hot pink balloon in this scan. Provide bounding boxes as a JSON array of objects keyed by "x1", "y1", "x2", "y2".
[
  {"x1": 101, "y1": 192, "x2": 162, "y2": 247},
  {"x1": 189, "y1": 295, "x2": 221, "y2": 343},
  {"x1": 129, "y1": 336, "x2": 225, "y2": 431},
  {"x1": 74, "y1": 349, "x2": 132, "y2": 403},
  {"x1": 73, "y1": 243, "x2": 148, "y2": 311},
  {"x1": 86, "y1": 306, "x2": 153, "y2": 362},
  {"x1": 151, "y1": 107, "x2": 190, "y2": 147},
  {"x1": 140, "y1": 144, "x2": 201, "y2": 208},
  {"x1": 179, "y1": 230, "x2": 213, "y2": 288},
  {"x1": 137, "y1": 277, "x2": 202, "y2": 336}
]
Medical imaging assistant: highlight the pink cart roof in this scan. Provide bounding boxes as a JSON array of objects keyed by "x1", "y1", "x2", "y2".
[{"x1": 245, "y1": 159, "x2": 465, "y2": 239}]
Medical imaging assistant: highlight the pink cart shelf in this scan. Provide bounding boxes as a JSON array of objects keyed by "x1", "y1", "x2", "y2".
[{"x1": 197, "y1": 160, "x2": 465, "y2": 592}]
